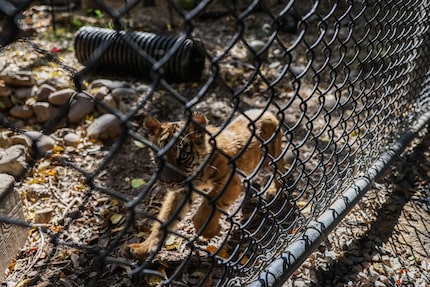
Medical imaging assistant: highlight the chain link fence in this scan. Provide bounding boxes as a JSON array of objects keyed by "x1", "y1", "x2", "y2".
[{"x1": 1, "y1": 0, "x2": 430, "y2": 286}]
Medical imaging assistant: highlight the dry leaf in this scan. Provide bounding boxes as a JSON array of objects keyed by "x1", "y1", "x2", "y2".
[
  {"x1": 164, "y1": 235, "x2": 182, "y2": 251},
  {"x1": 238, "y1": 252, "x2": 249, "y2": 265},
  {"x1": 206, "y1": 245, "x2": 217, "y2": 253},
  {"x1": 110, "y1": 213, "x2": 123, "y2": 225},
  {"x1": 111, "y1": 226, "x2": 124, "y2": 233},
  {"x1": 52, "y1": 145, "x2": 65, "y2": 153},
  {"x1": 217, "y1": 248, "x2": 230, "y2": 259}
]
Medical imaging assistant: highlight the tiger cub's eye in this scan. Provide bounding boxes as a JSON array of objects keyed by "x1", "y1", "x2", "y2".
[{"x1": 179, "y1": 152, "x2": 190, "y2": 162}]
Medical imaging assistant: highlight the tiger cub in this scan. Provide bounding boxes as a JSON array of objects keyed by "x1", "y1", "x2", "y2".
[{"x1": 127, "y1": 109, "x2": 285, "y2": 259}]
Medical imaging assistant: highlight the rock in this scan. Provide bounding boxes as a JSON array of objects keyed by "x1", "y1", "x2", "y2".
[
  {"x1": 0, "y1": 131, "x2": 11, "y2": 148},
  {"x1": 9, "y1": 105, "x2": 35, "y2": 119},
  {"x1": 48, "y1": 88, "x2": 75, "y2": 106},
  {"x1": 210, "y1": 101, "x2": 229, "y2": 120},
  {"x1": 0, "y1": 85, "x2": 11, "y2": 97},
  {"x1": 0, "y1": 71, "x2": 36, "y2": 86},
  {"x1": 0, "y1": 145, "x2": 28, "y2": 178},
  {"x1": 97, "y1": 93, "x2": 117, "y2": 114},
  {"x1": 111, "y1": 87, "x2": 135, "y2": 100},
  {"x1": 67, "y1": 93, "x2": 95, "y2": 123},
  {"x1": 90, "y1": 79, "x2": 129, "y2": 90},
  {"x1": 89, "y1": 79, "x2": 113, "y2": 90},
  {"x1": 33, "y1": 102, "x2": 59, "y2": 122},
  {"x1": 351, "y1": 264, "x2": 362, "y2": 274},
  {"x1": 93, "y1": 86, "x2": 109, "y2": 100},
  {"x1": 350, "y1": 256, "x2": 364, "y2": 264},
  {"x1": 247, "y1": 40, "x2": 269, "y2": 62},
  {"x1": 63, "y1": 132, "x2": 80, "y2": 146},
  {"x1": 11, "y1": 131, "x2": 55, "y2": 155},
  {"x1": 111, "y1": 87, "x2": 136, "y2": 112},
  {"x1": 13, "y1": 86, "x2": 37, "y2": 101},
  {"x1": 87, "y1": 114, "x2": 122, "y2": 140},
  {"x1": 136, "y1": 84, "x2": 151, "y2": 93},
  {"x1": 339, "y1": 257, "x2": 353, "y2": 266},
  {"x1": 37, "y1": 83, "x2": 57, "y2": 102},
  {"x1": 0, "y1": 96, "x2": 13, "y2": 110}
]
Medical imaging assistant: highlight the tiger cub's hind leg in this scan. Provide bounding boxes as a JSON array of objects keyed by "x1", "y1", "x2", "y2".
[{"x1": 193, "y1": 174, "x2": 242, "y2": 238}]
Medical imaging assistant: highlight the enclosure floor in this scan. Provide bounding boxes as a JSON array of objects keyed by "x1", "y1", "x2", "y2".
[{"x1": 285, "y1": 135, "x2": 430, "y2": 287}]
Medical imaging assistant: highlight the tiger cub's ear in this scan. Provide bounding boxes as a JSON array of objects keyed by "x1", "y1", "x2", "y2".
[
  {"x1": 144, "y1": 116, "x2": 162, "y2": 136},
  {"x1": 190, "y1": 112, "x2": 207, "y2": 133}
]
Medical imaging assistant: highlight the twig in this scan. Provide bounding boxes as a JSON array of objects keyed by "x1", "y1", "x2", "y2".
[
  {"x1": 61, "y1": 197, "x2": 80, "y2": 220},
  {"x1": 48, "y1": 176, "x2": 67, "y2": 207},
  {"x1": 16, "y1": 228, "x2": 45, "y2": 283}
]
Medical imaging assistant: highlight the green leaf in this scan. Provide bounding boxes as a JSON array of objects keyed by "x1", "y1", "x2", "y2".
[
  {"x1": 131, "y1": 178, "x2": 146, "y2": 188},
  {"x1": 133, "y1": 140, "x2": 146, "y2": 149}
]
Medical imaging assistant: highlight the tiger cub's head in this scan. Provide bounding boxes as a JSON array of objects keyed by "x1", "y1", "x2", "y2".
[{"x1": 143, "y1": 112, "x2": 209, "y2": 183}]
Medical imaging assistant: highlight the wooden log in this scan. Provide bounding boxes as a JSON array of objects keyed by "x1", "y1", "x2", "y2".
[{"x1": 0, "y1": 174, "x2": 27, "y2": 280}]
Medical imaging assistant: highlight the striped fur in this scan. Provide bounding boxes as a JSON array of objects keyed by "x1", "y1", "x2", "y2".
[{"x1": 127, "y1": 109, "x2": 285, "y2": 259}]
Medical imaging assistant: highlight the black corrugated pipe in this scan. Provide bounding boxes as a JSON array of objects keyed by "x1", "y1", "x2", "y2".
[{"x1": 74, "y1": 26, "x2": 206, "y2": 83}]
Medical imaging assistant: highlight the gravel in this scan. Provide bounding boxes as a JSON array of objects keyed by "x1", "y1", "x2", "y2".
[{"x1": 284, "y1": 136, "x2": 430, "y2": 287}]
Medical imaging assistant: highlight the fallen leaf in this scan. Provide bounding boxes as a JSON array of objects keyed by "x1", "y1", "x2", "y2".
[
  {"x1": 110, "y1": 213, "x2": 123, "y2": 225},
  {"x1": 47, "y1": 169, "x2": 57, "y2": 176},
  {"x1": 206, "y1": 245, "x2": 217, "y2": 253},
  {"x1": 165, "y1": 235, "x2": 182, "y2": 250},
  {"x1": 111, "y1": 226, "x2": 124, "y2": 233},
  {"x1": 217, "y1": 248, "x2": 230, "y2": 259},
  {"x1": 52, "y1": 145, "x2": 65, "y2": 153},
  {"x1": 131, "y1": 178, "x2": 146, "y2": 188},
  {"x1": 48, "y1": 225, "x2": 62, "y2": 233},
  {"x1": 133, "y1": 140, "x2": 146, "y2": 149},
  {"x1": 238, "y1": 252, "x2": 249, "y2": 265}
]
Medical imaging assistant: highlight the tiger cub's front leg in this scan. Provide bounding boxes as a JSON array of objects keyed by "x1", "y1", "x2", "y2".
[{"x1": 127, "y1": 185, "x2": 191, "y2": 259}]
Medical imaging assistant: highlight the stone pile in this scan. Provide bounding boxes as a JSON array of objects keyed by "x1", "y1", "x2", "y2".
[
  {"x1": 0, "y1": 71, "x2": 131, "y2": 142},
  {"x1": 0, "y1": 70, "x2": 134, "y2": 182}
]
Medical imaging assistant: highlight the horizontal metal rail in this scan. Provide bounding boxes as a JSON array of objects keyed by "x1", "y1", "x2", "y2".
[{"x1": 248, "y1": 110, "x2": 430, "y2": 287}]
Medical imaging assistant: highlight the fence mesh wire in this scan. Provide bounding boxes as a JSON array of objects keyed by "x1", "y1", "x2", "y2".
[{"x1": 1, "y1": 0, "x2": 430, "y2": 286}]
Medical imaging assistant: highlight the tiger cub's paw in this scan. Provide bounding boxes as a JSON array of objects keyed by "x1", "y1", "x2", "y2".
[{"x1": 126, "y1": 241, "x2": 158, "y2": 259}]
